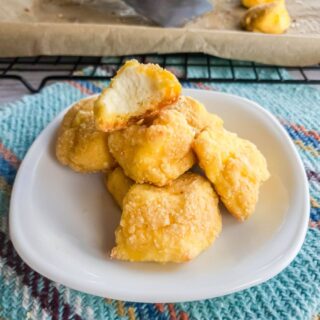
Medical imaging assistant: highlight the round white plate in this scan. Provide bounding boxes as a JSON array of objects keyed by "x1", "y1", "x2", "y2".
[{"x1": 10, "y1": 89, "x2": 309, "y2": 303}]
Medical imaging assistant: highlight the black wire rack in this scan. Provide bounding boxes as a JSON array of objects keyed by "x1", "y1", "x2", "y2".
[{"x1": 1, "y1": 53, "x2": 320, "y2": 93}]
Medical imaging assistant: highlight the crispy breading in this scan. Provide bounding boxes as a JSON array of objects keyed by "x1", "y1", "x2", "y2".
[
  {"x1": 111, "y1": 173, "x2": 222, "y2": 263},
  {"x1": 193, "y1": 127, "x2": 270, "y2": 221},
  {"x1": 94, "y1": 59, "x2": 181, "y2": 132},
  {"x1": 108, "y1": 109, "x2": 196, "y2": 187},
  {"x1": 169, "y1": 96, "x2": 223, "y2": 133},
  {"x1": 56, "y1": 97, "x2": 115, "y2": 173},
  {"x1": 105, "y1": 167, "x2": 134, "y2": 209}
]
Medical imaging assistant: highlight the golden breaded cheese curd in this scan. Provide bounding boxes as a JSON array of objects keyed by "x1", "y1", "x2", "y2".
[
  {"x1": 169, "y1": 96, "x2": 223, "y2": 134},
  {"x1": 56, "y1": 97, "x2": 115, "y2": 173},
  {"x1": 111, "y1": 173, "x2": 222, "y2": 263},
  {"x1": 94, "y1": 59, "x2": 181, "y2": 132},
  {"x1": 108, "y1": 109, "x2": 196, "y2": 187},
  {"x1": 193, "y1": 128, "x2": 238, "y2": 183},
  {"x1": 193, "y1": 127, "x2": 270, "y2": 221},
  {"x1": 105, "y1": 167, "x2": 133, "y2": 209},
  {"x1": 242, "y1": 2, "x2": 291, "y2": 34},
  {"x1": 242, "y1": 0, "x2": 284, "y2": 9}
]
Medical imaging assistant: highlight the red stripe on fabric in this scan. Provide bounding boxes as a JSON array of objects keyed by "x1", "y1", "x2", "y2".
[
  {"x1": 155, "y1": 303, "x2": 165, "y2": 313},
  {"x1": 195, "y1": 82, "x2": 211, "y2": 90},
  {"x1": 309, "y1": 220, "x2": 320, "y2": 229},
  {"x1": 51, "y1": 287, "x2": 60, "y2": 320},
  {"x1": 168, "y1": 304, "x2": 177, "y2": 320},
  {"x1": 62, "y1": 303, "x2": 71, "y2": 320},
  {"x1": 200, "y1": 83, "x2": 213, "y2": 90},
  {"x1": 279, "y1": 119, "x2": 320, "y2": 142},
  {"x1": 179, "y1": 311, "x2": 190, "y2": 320},
  {"x1": 40, "y1": 278, "x2": 50, "y2": 310},
  {"x1": 31, "y1": 272, "x2": 40, "y2": 297},
  {"x1": 68, "y1": 81, "x2": 94, "y2": 95},
  {"x1": 0, "y1": 142, "x2": 20, "y2": 169},
  {"x1": 292, "y1": 123, "x2": 320, "y2": 142},
  {"x1": 22, "y1": 262, "x2": 31, "y2": 287}
]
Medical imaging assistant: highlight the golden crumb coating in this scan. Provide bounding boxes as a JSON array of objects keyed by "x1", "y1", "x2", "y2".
[
  {"x1": 56, "y1": 97, "x2": 115, "y2": 173},
  {"x1": 111, "y1": 173, "x2": 222, "y2": 263},
  {"x1": 242, "y1": 0, "x2": 284, "y2": 9},
  {"x1": 94, "y1": 59, "x2": 181, "y2": 132},
  {"x1": 242, "y1": 1, "x2": 291, "y2": 34},
  {"x1": 108, "y1": 109, "x2": 196, "y2": 187},
  {"x1": 105, "y1": 167, "x2": 134, "y2": 209},
  {"x1": 193, "y1": 127, "x2": 270, "y2": 221},
  {"x1": 168, "y1": 96, "x2": 223, "y2": 134}
]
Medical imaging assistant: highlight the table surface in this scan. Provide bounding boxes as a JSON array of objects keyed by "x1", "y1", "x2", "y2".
[{"x1": 0, "y1": 77, "x2": 41, "y2": 105}]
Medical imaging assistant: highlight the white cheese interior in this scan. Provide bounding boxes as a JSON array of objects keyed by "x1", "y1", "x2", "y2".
[{"x1": 102, "y1": 66, "x2": 158, "y2": 115}]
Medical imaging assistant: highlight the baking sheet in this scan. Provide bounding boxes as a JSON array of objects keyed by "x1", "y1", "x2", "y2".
[{"x1": 0, "y1": 0, "x2": 319, "y2": 65}]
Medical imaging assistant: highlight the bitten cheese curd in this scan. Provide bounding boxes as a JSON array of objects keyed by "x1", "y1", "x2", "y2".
[{"x1": 94, "y1": 59, "x2": 181, "y2": 132}]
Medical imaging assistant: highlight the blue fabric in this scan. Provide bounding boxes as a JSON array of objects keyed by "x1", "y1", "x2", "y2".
[{"x1": 0, "y1": 66, "x2": 319, "y2": 319}]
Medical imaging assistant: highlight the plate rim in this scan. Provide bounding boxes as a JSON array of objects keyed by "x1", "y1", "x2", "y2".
[{"x1": 9, "y1": 89, "x2": 310, "y2": 303}]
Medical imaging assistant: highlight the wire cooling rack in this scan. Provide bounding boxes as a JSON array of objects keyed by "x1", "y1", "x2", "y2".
[{"x1": 1, "y1": 53, "x2": 320, "y2": 93}]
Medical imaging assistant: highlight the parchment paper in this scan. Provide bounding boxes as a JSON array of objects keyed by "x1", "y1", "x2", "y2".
[{"x1": 0, "y1": 0, "x2": 319, "y2": 66}]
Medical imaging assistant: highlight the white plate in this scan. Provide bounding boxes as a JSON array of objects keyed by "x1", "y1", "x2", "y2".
[{"x1": 10, "y1": 89, "x2": 309, "y2": 303}]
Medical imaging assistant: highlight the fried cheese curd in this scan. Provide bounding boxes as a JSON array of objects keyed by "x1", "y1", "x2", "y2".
[
  {"x1": 242, "y1": 1, "x2": 291, "y2": 34},
  {"x1": 168, "y1": 96, "x2": 223, "y2": 134},
  {"x1": 111, "y1": 173, "x2": 222, "y2": 263},
  {"x1": 94, "y1": 59, "x2": 181, "y2": 132},
  {"x1": 193, "y1": 127, "x2": 270, "y2": 221},
  {"x1": 108, "y1": 109, "x2": 196, "y2": 187},
  {"x1": 105, "y1": 167, "x2": 134, "y2": 209},
  {"x1": 242, "y1": 0, "x2": 283, "y2": 9},
  {"x1": 56, "y1": 97, "x2": 115, "y2": 173}
]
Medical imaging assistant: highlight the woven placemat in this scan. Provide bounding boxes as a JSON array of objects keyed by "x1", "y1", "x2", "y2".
[{"x1": 0, "y1": 68, "x2": 319, "y2": 319}]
